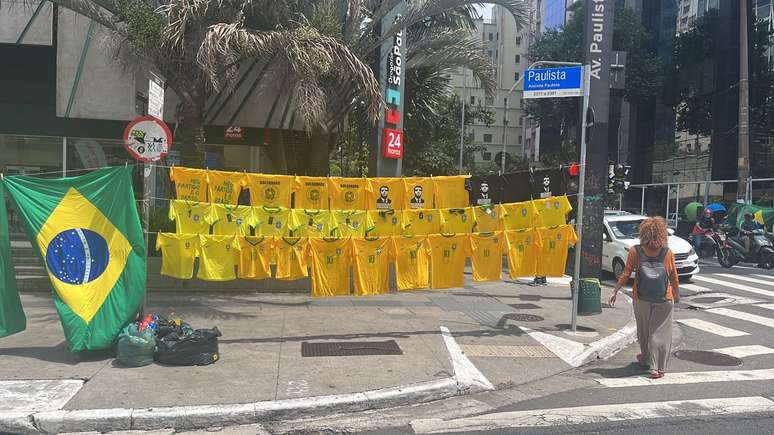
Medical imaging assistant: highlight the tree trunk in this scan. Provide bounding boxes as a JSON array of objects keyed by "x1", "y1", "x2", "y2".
[{"x1": 175, "y1": 97, "x2": 207, "y2": 168}]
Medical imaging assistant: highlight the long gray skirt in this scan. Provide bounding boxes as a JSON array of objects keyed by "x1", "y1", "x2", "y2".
[{"x1": 633, "y1": 299, "x2": 674, "y2": 372}]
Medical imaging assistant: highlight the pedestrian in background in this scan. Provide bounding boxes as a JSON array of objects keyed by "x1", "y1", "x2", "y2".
[{"x1": 609, "y1": 217, "x2": 679, "y2": 379}]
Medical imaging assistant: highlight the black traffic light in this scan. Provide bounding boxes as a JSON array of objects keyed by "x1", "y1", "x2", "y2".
[{"x1": 612, "y1": 164, "x2": 631, "y2": 193}]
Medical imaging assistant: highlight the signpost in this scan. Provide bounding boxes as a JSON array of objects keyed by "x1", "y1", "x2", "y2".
[{"x1": 523, "y1": 66, "x2": 583, "y2": 99}]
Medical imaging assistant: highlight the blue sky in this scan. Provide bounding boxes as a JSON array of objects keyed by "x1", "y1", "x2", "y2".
[{"x1": 476, "y1": 4, "x2": 494, "y2": 19}]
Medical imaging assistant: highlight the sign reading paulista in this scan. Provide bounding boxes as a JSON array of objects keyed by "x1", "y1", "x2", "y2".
[
  {"x1": 381, "y1": 30, "x2": 404, "y2": 159},
  {"x1": 523, "y1": 66, "x2": 583, "y2": 99}
]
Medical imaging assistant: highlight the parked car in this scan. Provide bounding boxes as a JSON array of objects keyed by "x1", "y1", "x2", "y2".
[{"x1": 602, "y1": 213, "x2": 700, "y2": 282}]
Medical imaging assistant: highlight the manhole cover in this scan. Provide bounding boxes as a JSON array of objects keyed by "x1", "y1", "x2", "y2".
[
  {"x1": 673, "y1": 350, "x2": 742, "y2": 366},
  {"x1": 301, "y1": 340, "x2": 403, "y2": 357},
  {"x1": 509, "y1": 303, "x2": 541, "y2": 310},
  {"x1": 692, "y1": 297, "x2": 726, "y2": 304},
  {"x1": 501, "y1": 313, "x2": 544, "y2": 322}
]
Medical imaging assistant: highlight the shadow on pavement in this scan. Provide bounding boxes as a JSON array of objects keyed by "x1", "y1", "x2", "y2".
[
  {"x1": 0, "y1": 342, "x2": 113, "y2": 364},
  {"x1": 584, "y1": 362, "x2": 646, "y2": 378}
]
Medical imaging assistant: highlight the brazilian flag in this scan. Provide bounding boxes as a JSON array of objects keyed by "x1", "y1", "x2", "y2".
[
  {"x1": 3, "y1": 167, "x2": 145, "y2": 351},
  {"x1": 0, "y1": 183, "x2": 26, "y2": 338}
]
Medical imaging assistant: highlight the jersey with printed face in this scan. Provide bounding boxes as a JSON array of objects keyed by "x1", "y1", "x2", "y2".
[
  {"x1": 307, "y1": 237, "x2": 352, "y2": 297},
  {"x1": 289, "y1": 209, "x2": 337, "y2": 238},
  {"x1": 426, "y1": 234, "x2": 468, "y2": 289},
  {"x1": 352, "y1": 237, "x2": 393, "y2": 296},
  {"x1": 169, "y1": 167, "x2": 207, "y2": 202},
  {"x1": 246, "y1": 174, "x2": 293, "y2": 208},
  {"x1": 402, "y1": 209, "x2": 442, "y2": 235},
  {"x1": 168, "y1": 200, "x2": 215, "y2": 234},
  {"x1": 333, "y1": 210, "x2": 374, "y2": 237},
  {"x1": 206, "y1": 170, "x2": 246, "y2": 205},
  {"x1": 468, "y1": 232, "x2": 504, "y2": 281},
  {"x1": 294, "y1": 176, "x2": 329, "y2": 209},
  {"x1": 211, "y1": 204, "x2": 255, "y2": 236},
  {"x1": 156, "y1": 233, "x2": 199, "y2": 279},
  {"x1": 368, "y1": 178, "x2": 405, "y2": 210},
  {"x1": 432, "y1": 175, "x2": 469, "y2": 209},
  {"x1": 274, "y1": 237, "x2": 309, "y2": 280},
  {"x1": 403, "y1": 177, "x2": 435, "y2": 209},
  {"x1": 391, "y1": 236, "x2": 429, "y2": 290},
  {"x1": 536, "y1": 225, "x2": 577, "y2": 277},
  {"x1": 237, "y1": 236, "x2": 273, "y2": 279},
  {"x1": 328, "y1": 177, "x2": 371, "y2": 210},
  {"x1": 368, "y1": 209, "x2": 403, "y2": 236},
  {"x1": 499, "y1": 201, "x2": 538, "y2": 231},
  {"x1": 533, "y1": 196, "x2": 572, "y2": 227},
  {"x1": 465, "y1": 175, "x2": 503, "y2": 206},
  {"x1": 253, "y1": 206, "x2": 290, "y2": 237},
  {"x1": 196, "y1": 235, "x2": 240, "y2": 281},
  {"x1": 473, "y1": 206, "x2": 503, "y2": 232},
  {"x1": 505, "y1": 229, "x2": 542, "y2": 278},
  {"x1": 440, "y1": 208, "x2": 474, "y2": 234}
]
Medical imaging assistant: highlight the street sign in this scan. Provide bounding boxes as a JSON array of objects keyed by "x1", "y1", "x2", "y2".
[
  {"x1": 123, "y1": 115, "x2": 172, "y2": 162},
  {"x1": 147, "y1": 74, "x2": 165, "y2": 120},
  {"x1": 523, "y1": 66, "x2": 583, "y2": 99}
]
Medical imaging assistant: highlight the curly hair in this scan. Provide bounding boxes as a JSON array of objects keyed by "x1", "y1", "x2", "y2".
[{"x1": 639, "y1": 217, "x2": 668, "y2": 250}]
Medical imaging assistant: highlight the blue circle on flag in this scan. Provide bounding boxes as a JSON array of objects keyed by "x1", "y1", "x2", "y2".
[{"x1": 46, "y1": 229, "x2": 110, "y2": 285}]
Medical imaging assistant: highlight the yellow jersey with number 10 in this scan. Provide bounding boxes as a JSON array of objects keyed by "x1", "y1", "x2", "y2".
[
  {"x1": 156, "y1": 233, "x2": 199, "y2": 279},
  {"x1": 168, "y1": 200, "x2": 214, "y2": 234},
  {"x1": 352, "y1": 237, "x2": 393, "y2": 296},
  {"x1": 506, "y1": 228, "x2": 542, "y2": 278},
  {"x1": 196, "y1": 235, "x2": 240, "y2": 281},
  {"x1": 426, "y1": 234, "x2": 467, "y2": 289},
  {"x1": 307, "y1": 238, "x2": 352, "y2": 297},
  {"x1": 468, "y1": 232, "x2": 505, "y2": 282},
  {"x1": 237, "y1": 236, "x2": 273, "y2": 279},
  {"x1": 392, "y1": 236, "x2": 429, "y2": 290},
  {"x1": 274, "y1": 237, "x2": 309, "y2": 280},
  {"x1": 536, "y1": 225, "x2": 577, "y2": 277}
]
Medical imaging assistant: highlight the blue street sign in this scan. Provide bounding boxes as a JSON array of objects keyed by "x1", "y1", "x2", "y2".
[{"x1": 523, "y1": 66, "x2": 583, "y2": 99}]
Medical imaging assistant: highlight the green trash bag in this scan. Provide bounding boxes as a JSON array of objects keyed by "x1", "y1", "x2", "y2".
[{"x1": 116, "y1": 323, "x2": 156, "y2": 367}]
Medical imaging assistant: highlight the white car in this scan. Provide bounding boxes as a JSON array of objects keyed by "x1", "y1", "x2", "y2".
[{"x1": 602, "y1": 212, "x2": 699, "y2": 281}]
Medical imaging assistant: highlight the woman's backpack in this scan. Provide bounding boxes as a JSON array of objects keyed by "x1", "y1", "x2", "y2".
[{"x1": 634, "y1": 246, "x2": 669, "y2": 302}]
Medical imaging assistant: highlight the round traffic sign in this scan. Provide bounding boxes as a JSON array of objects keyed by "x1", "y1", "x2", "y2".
[{"x1": 122, "y1": 115, "x2": 172, "y2": 162}]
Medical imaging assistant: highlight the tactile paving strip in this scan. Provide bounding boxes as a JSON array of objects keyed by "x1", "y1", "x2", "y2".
[{"x1": 461, "y1": 345, "x2": 557, "y2": 358}]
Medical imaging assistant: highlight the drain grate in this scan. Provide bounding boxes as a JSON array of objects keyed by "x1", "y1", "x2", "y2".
[
  {"x1": 509, "y1": 303, "x2": 541, "y2": 310},
  {"x1": 691, "y1": 297, "x2": 726, "y2": 304},
  {"x1": 301, "y1": 340, "x2": 403, "y2": 357},
  {"x1": 673, "y1": 350, "x2": 742, "y2": 366},
  {"x1": 501, "y1": 313, "x2": 544, "y2": 322}
]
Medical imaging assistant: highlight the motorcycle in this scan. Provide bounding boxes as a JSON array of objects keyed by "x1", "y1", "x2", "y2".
[
  {"x1": 701, "y1": 229, "x2": 735, "y2": 268},
  {"x1": 723, "y1": 228, "x2": 774, "y2": 269}
]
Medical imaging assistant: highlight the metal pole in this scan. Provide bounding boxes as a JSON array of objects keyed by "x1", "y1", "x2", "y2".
[
  {"x1": 459, "y1": 73, "x2": 466, "y2": 174},
  {"x1": 738, "y1": 0, "x2": 750, "y2": 202},
  {"x1": 141, "y1": 162, "x2": 152, "y2": 316},
  {"x1": 571, "y1": 64, "x2": 591, "y2": 332},
  {"x1": 665, "y1": 184, "x2": 671, "y2": 222},
  {"x1": 501, "y1": 97, "x2": 508, "y2": 173},
  {"x1": 675, "y1": 183, "x2": 681, "y2": 228},
  {"x1": 640, "y1": 186, "x2": 645, "y2": 215},
  {"x1": 62, "y1": 137, "x2": 67, "y2": 178}
]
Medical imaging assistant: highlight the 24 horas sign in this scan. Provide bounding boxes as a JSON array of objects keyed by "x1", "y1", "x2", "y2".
[{"x1": 381, "y1": 29, "x2": 405, "y2": 159}]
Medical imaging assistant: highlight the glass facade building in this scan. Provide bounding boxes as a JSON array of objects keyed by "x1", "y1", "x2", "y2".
[{"x1": 541, "y1": 0, "x2": 567, "y2": 32}]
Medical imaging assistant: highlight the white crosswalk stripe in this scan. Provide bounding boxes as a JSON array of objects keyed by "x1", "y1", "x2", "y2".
[
  {"x1": 681, "y1": 292, "x2": 762, "y2": 308},
  {"x1": 753, "y1": 274, "x2": 774, "y2": 280},
  {"x1": 715, "y1": 273, "x2": 774, "y2": 288},
  {"x1": 693, "y1": 275, "x2": 774, "y2": 298},
  {"x1": 707, "y1": 307, "x2": 774, "y2": 329},
  {"x1": 680, "y1": 283, "x2": 712, "y2": 293},
  {"x1": 675, "y1": 318, "x2": 750, "y2": 337},
  {"x1": 713, "y1": 345, "x2": 774, "y2": 358},
  {"x1": 758, "y1": 303, "x2": 774, "y2": 311},
  {"x1": 596, "y1": 368, "x2": 774, "y2": 388}
]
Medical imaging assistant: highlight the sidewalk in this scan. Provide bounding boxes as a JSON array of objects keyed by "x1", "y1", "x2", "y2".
[{"x1": 0, "y1": 274, "x2": 635, "y2": 433}]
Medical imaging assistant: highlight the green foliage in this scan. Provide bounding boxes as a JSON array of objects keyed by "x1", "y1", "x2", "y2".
[{"x1": 114, "y1": 0, "x2": 165, "y2": 52}]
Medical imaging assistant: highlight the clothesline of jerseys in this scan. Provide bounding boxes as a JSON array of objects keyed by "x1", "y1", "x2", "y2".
[
  {"x1": 168, "y1": 166, "x2": 573, "y2": 210},
  {"x1": 167, "y1": 196, "x2": 573, "y2": 238},
  {"x1": 155, "y1": 227, "x2": 578, "y2": 297}
]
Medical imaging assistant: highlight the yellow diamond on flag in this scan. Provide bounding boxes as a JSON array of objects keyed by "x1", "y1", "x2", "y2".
[
  {"x1": 36, "y1": 188, "x2": 132, "y2": 323},
  {"x1": 754, "y1": 210, "x2": 765, "y2": 225}
]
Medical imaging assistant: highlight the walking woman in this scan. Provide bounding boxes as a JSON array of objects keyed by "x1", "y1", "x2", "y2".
[{"x1": 609, "y1": 217, "x2": 679, "y2": 379}]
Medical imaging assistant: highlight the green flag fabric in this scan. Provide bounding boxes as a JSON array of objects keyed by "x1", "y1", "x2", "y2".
[
  {"x1": 3, "y1": 167, "x2": 145, "y2": 351},
  {"x1": 0, "y1": 182, "x2": 26, "y2": 338}
]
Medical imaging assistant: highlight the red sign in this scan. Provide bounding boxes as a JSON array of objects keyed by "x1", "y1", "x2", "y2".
[
  {"x1": 381, "y1": 128, "x2": 404, "y2": 159},
  {"x1": 123, "y1": 115, "x2": 172, "y2": 162},
  {"x1": 225, "y1": 125, "x2": 244, "y2": 140}
]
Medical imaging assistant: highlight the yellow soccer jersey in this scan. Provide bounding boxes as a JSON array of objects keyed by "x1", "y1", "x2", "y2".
[
  {"x1": 289, "y1": 209, "x2": 338, "y2": 238},
  {"x1": 211, "y1": 204, "x2": 255, "y2": 236},
  {"x1": 533, "y1": 196, "x2": 572, "y2": 227},
  {"x1": 253, "y1": 206, "x2": 290, "y2": 237},
  {"x1": 155, "y1": 233, "x2": 199, "y2": 279},
  {"x1": 328, "y1": 177, "x2": 371, "y2": 210},
  {"x1": 440, "y1": 208, "x2": 474, "y2": 234},
  {"x1": 206, "y1": 170, "x2": 246, "y2": 205},
  {"x1": 275, "y1": 237, "x2": 309, "y2": 280},
  {"x1": 468, "y1": 232, "x2": 505, "y2": 282},
  {"x1": 333, "y1": 210, "x2": 374, "y2": 237},
  {"x1": 294, "y1": 176, "x2": 329, "y2": 209},
  {"x1": 168, "y1": 200, "x2": 215, "y2": 234},
  {"x1": 500, "y1": 201, "x2": 538, "y2": 231},
  {"x1": 402, "y1": 209, "x2": 442, "y2": 235},
  {"x1": 404, "y1": 177, "x2": 435, "y2": 209},
  {"x1": 368, "y1": 209, "x2": 403, "y2": 236},
  {"x1": 196, "y1": 235, "x2": 240, "y2": 281},
  {"x1": 246, "y1": 173, "x2": 293, "y2": 208},
  {"x1": 391, "y1": 236, "x2": 429, "y2": 290},
  {"x1": 432, "y1": 175, "x2": 469, "y2": 209},
  {"x1": 169, "y1": 167, "x2": 207, "y2": 202},
  {"x1": 238, "y1": 236, "x2": 273, "y2": 279},
  {"x1": 473, "y1": 206, "x2": 504, "y2": 232},
  {"x1": 426, "y1": 234, "x2": 468, "y2": 289},
  {"x1": 307, "y1": 237, "x2": 352, "y2": 297},
  {"x1": 368, "y1": 178, "x2": 405, "y2": 210},
  {"x1": 536, "y1": 225, "x2": 577, "y2": 277},
  {"x1": 352, "y1": 237, "x2": 393, "y2": 296},
  {"x1": 506, "y1": 228, "x2": 542, "y2": 278}
]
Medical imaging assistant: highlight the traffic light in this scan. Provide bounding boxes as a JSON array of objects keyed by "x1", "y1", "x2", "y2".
[
  {"x1": 607, "y1": 162, "x2": 616, "y2": 194},
  {"x1": 566, "y1": 162, "x2": 579, "y2": 194},
  {"x1": 612, "y1": 164, "x2": 631, "y2": 193}
]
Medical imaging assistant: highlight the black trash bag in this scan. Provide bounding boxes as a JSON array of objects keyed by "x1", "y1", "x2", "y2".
[{"x1": 155, "y1": 327, "x2": 222, "y2": 366}]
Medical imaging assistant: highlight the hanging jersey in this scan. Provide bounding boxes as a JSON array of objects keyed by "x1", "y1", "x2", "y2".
[
  {"x1": 237, "y1": 236, "x2": 273, "y2": 279},
  {"x1": 536, "y1": 225, "x2": 577, "y2": 277},
  {"x1": 155, "y1": 233, "x2": 199, "y2": 279},
  {"x1": 368, "y1": 209, "x2": 403, "y2": 236},
  {"x1": 440, "y1": 208, "x2": 474, "y2": 234},
  {"x1": 169, "y1": 167, "x2": 207, "y2": 202},
  {"x1": 368, "y1": 178, "x2": 405, "y2": 210},
  {"x1": 500, "y1": 170, "x2": 534, "y2": 203},
  {"x1": 253, "y1": 206, "x2": 290, "y2": 237},
  {"x1": 289, "y1": 209, "x2": 337, "y2": 238},
  {"x1": 530, "y1": 168, "x2": 567, "y2": 199},
  {"x1": 211, "y1": 204, "x2": 255, "y2": 236},
  {"x1": 333, "y1": 210, "x2": 374, "y2": 237},
  {"x1": 168, "y1": 200, "x2": 215, "y2": 234},
  {"x1": 275, "y1": 237, "x2": 309, "y2": 280},
  {"x1": 196, "y1": 235, "x2": 240, "y2": 281},
  {"x1": 392, "y1": 236, "x2": 429, "y2": 290},
  {"x1": 506, "y1": 229, "x2": 542, "y2": 278},
  {"x1": 206, "y1": 170, "x2": 246, "y2": 205},
  {"x1": 499, "y1": 201, "x2": 538, "y2": 230},
  {"x1": 328, "y1": 177, "x2": 370, "y2": 210},
  {"x1": 294, "y1": 176, "x2": 329, "y2": 209},
  {"x1": 246, "y1": 173, "x2": 293, "y2": 208},
  {"x1": 473, "y1": 206, "x2": 503, "y2": 232},
  {"x1": 403, "y1": 177, "x2": 435, "y2": 209},
  {"x1": 533, "y1": 196, "x2": 572, "y2": 227},
  {"x1": 426, "y1": 234, "x2": 467, "y2": 289},
  {"x1": 402, "y1": 209, "x2": 441, "y2": 235},
  {"x1": 468, "y1": 232, "x2": 504, "y2": 282},
  {"x1": 352, "y1": 237, "x2": 393, "y2": 296},
  {"x1": 307, "y1": 238, "x2": 352, "y2": 297},
  {"x1": 466, "y1": 175, "x2": 503, "y2": 206},
  {"x1": 433, "y1": 175, "x2": 469, "y2": 209}
]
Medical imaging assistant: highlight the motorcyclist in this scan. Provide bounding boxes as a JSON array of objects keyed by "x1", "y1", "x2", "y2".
[
  {"x1": 740, "y1": 212, "x2": 762, "y2": 254},
  {"x1": 692, "y1": 208, "x2": 715, "y2": 253}
]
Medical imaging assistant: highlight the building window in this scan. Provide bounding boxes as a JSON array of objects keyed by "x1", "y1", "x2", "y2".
[
  {"x1": 470, "y1": 95, "x2": 475, "y2": 105},
  {"x1": 519, "y1": 117, "x2": 523, "y2": 126},
  {"x1": 504, "y1": 97, "x2": 508, "y2": 106},
  {"x1": 514, "y1": 72, "x2": 520, "y2": 82},
  {"x1": 515, "y1": 36, "x2": 522, "y2": 45},
  {"x1": 488, "y1": 50, "x2": 493, "y2": 59},
  {"x1": 515, "y1": 54, "x2": 521, "y2": 64},
  {"x1": 483, "y1": 152, "x2": 492, "y2": 161},
  {"x1": 488, "y1": 33, "x2": 494, "y2": 41},
  {"x1": 495, "y1": 49, "x2": 498, "y2": 59},
  {"x1": 485, "y1": 96, "x2": 494, "y2": 105},
  {"x1": 483, "y1": 134, "x2": 493, "y2": 143},
  {"x1": 518, "y1": 135, "x2": 523, "y2": 144},
  {"x1": 496, "y1": 32, "x2": 499, "y2": 40}
]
